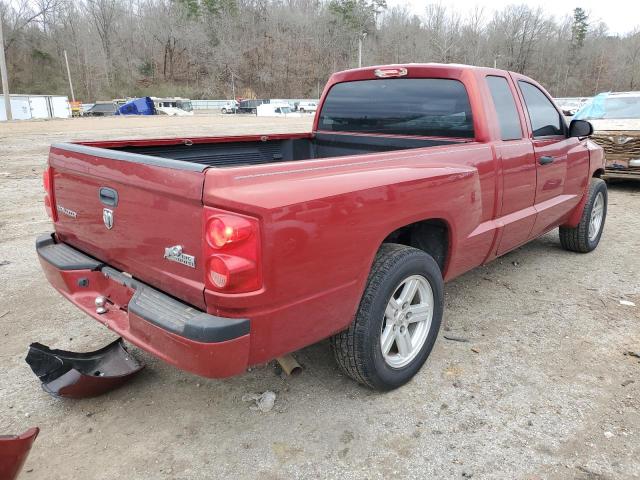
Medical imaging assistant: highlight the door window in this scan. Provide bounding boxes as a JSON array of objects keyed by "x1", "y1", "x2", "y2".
[
  {"x1": 487, "y1": 76, "x2": 522, "y2": 140},
  {"x1": 518, "y1": 81, "x2": 564, "y2": 137}
]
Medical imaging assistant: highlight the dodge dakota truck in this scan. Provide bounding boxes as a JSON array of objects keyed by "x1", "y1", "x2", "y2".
[{"x1": 37, "y1": 64, "x2": 606, "y2": 390}]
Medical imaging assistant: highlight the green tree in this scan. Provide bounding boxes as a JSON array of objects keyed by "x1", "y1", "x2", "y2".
[
  {"x1": 328, "y1": 0, "x2": 387, "y2": 34},
  {"x1": 571, "y1": 7, "x2": 588, "y2": 50},
  {"x1": 176, "y1": 0, "x2": 236, "y2": 18}
]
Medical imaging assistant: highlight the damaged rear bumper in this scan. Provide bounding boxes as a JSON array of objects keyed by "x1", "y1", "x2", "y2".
[{"x1": 36, "y1": 233, "x2": 251, "y2": 378}]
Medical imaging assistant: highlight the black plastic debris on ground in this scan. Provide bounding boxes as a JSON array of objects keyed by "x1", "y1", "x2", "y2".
[{"x1": 25, "y1": 338, "x2": 144, "y2": 398}]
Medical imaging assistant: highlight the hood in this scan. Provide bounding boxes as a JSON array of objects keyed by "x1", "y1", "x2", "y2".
[{"x1": 589, "y1": 118, "x2": 640, "y2": 132}]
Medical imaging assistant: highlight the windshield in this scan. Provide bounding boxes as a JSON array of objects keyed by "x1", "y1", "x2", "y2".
[
  {"x1": 576, "y1": 94, "x2": 640, "y2": 120},
  {"x1": 280, "y1": 107, "x2": 292, "y2": 113},
  {"x1": 317, "y1": 78, "x2": 474, "y2": 138}
]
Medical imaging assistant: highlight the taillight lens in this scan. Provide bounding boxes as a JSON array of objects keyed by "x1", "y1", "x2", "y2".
[
  {"x1": 206, "y1": 215, "x2": 253, "y2": 248},
  {"x1": 42, "y1": 166, "x2": 57, "y2": 221},
  {"x1": 203, "y1": 208, "x2": 262, "y2": 293},
  {"x1": 208, "y1": 256, "x2": 230, "y2": 288}
]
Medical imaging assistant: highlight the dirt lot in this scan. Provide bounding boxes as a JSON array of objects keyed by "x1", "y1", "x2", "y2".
[{"x1": 1, "y1": 115, "x2": 639, "y2": 479}]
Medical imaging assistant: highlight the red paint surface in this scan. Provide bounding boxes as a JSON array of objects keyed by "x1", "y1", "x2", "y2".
[
  {"x1": 0, "y1": 428, "x2": 39, "y2": 480},
  {"x1": 41, "y1": 64, "x2": 605, "y2": 377},
  {"x1": 38, "y1": 256, "x2": 249, "y2": 378}
]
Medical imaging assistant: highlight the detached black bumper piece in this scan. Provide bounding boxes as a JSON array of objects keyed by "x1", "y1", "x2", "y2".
[{"x1": 25, "y1": 338, "x2": 144, "y2": 398}]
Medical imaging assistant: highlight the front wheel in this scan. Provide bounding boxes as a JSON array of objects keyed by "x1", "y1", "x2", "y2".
[
  {"x1": 331, "y1": 244, "x2": 443, "y2": 390},
  {"x1": 221, "y1": 108, "x2": 227, "y2": 114},
  {"x1": 559, "y1": 178, "x2": 608, "y2": 253}
]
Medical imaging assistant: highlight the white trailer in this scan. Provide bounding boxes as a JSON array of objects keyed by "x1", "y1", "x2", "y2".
[{"x1": 0, "y1": 94, "x2": 71, "y2": 121}]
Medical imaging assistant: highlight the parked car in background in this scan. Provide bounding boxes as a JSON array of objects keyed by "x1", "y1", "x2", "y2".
[
  {"x1": 575, "y1": 91, "x2": 640, "y2": 180},
  {"x1": 237, "y1": 99, "x2": 268, "y2": 114},
  {"x1": 151, "y1": 97, "x2": 194, "y2": 116},
  {"x1": 554, "y1": 97, "x2": 591, "y2": 116},
  {"x1": 221, "y1": 101, "x2": 238, "y2": 114},
  {"x1": 84, "y1": 101, "x2": 117, "y2": 116},
  {"x1": 297, "y1": 101, "x2": 318, "y2": 113},
  {"x1": 256, "y1": 102, "x2": 301, "y2": 117},
  {"x1": 80, "y1": 103, "x2": 94, "y2": 115}
]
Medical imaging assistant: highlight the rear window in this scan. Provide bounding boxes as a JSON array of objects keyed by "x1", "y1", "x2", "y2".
[{"x1": 318, "y1": 78, "x2": 474, "y2": 138}]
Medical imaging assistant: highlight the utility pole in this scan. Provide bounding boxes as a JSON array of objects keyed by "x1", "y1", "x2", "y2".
[
  {"x1": 0, "y1": 17, "x2": 12, "y2": 120},
  {"x1": 63, "y1": 50, "x2": 75, "y2": 102},
  {"x1": 358, "y1": 32, "x2": 367, "y2": 68},
  {"x1": 493, "y1": 54, "x2": 504, "y2": 69},
  {"x1": 231, "y1": 71, "x2": 236, "y2": 100}
]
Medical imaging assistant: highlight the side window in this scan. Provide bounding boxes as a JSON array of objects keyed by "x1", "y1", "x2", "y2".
[
  {"x1": 518, "y1": 81, "x2": 563, "y2": 137},
  {"x1": 486, "y1": 76, "x2": 522, "y2": 140}
]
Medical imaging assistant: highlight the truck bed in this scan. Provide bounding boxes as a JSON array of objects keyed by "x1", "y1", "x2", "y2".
[{"x1": 78, "y1": 132, "x2": 465, "y2": 168}]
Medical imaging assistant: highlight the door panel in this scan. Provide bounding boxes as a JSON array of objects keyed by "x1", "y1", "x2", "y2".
[
  {"x1": 515, "y1": 79, "x2": 576, "y2": 238},
  {"x1": 484, "y1": 75, "x2": 538, "y2": 256},
  {"x1": 495, "y1": 141, "x2": 537, "y2": 255},
  {"x1": 529, "y1": 137, "x2": 570, "y2": 237}
]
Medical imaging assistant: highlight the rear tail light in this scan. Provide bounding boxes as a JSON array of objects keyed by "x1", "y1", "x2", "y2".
[
  {"x1": 42, "y1": 166, "x2": 57, "y2": 221},
  {"x1": 207, "y1": 215, "x2": 253, "y2": 249},
  {"x1": 203, "y1": 208, "x2": 262, "y2": 293}
]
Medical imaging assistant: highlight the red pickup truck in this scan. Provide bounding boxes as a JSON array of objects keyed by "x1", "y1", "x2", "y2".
[{"x1": 37, "y1": 64, "x2": 606, "y2": 390}]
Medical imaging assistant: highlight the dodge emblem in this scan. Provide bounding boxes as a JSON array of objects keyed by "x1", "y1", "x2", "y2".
[{"x1": 103, "y1": 208, "x2": 114, "y2": 230}]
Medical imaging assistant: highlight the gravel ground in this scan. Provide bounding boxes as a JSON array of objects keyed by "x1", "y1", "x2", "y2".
[{"x1": 1, "y1": 115, "x2": 639, "y2": 480}]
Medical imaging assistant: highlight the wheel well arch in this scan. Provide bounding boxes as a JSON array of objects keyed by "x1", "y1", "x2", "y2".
[
  {"x1": 381, "y1": 218, "x2": 450, "y2": 274},
  {"x1": 593, "y1": 168, "x2": 605, "y2": 178}
]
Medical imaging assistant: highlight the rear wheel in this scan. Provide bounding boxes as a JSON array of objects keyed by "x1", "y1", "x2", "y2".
[
  {"x1": 559, "y1": 178, "x2": 608, "y2": 253},
  {"x1": 221, "y1": 108, "x2": 227, "y2": 114},
  {"x1": 331, "y1": 244, "x2": 443, "y2": 390}
]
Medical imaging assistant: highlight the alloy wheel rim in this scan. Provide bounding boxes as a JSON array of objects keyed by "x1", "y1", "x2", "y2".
[
  {"x1": 588, "y1": 192, "x2": 604, "y2": 241},
  {"x1": 380, "y1": 275, "x2": 434, "y2": 368}
]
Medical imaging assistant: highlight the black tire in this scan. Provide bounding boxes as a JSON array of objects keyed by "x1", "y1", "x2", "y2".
[
  {"x1": 559, "y1": 178, "x2": 607, "y2": 253},
  {"x1": 331, "y1": 243, "x2": 444, "y2": 390},
  {"x1": 251, "y1": 108, "x2": 257, "y2": 114},
  {"x1": 221, "y1": 108, "x2": 227, "y2": 114}
]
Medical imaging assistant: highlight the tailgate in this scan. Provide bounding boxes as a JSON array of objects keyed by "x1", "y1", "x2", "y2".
[{"x1": 48, "y1": 143, "x2": 207, "y2": 309}]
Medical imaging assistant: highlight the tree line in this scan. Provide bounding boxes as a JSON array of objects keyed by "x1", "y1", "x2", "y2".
[{"x1": 1, "y1": 0, "x2": 639, "y2": 102}]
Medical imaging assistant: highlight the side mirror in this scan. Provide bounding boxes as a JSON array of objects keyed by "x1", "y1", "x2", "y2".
[{"x1": 569, "y1": 119, "x2": 593, "y2": 137}]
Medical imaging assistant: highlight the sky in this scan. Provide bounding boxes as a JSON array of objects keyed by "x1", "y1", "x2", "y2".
[{"x1": 386, "y1": 0, "x2": 640, "y2": 35}]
